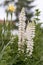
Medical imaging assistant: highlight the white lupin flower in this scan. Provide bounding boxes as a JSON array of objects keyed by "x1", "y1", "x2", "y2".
[
  {"x1": 26, "y1": 21, "x2": 35, "y2": 56},
  {"x1": 18, "y1": 7, "x2": 35, "y2": 56},
  {"x1": 18, "y1": 7, "x2": 26, "y2": 50}
]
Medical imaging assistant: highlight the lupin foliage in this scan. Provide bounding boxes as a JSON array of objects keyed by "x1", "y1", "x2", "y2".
[
  {"x1": 34, "y1": 9, "x2": 41, "y2": 22},
  {"x1": 0, "y1": 21, "x2": 43, "y2": 65}
]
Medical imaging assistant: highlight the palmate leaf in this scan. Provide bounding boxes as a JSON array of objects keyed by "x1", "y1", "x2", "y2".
[
  {"x1": 34, "y1": 18, "x2": 40, "y2": 21},
  {"x1": 35, "y1": 9, "x2": 41, "y2": 16},
  {"x1": 35, "y1": 12, "x2": 40, "y2": 16}
]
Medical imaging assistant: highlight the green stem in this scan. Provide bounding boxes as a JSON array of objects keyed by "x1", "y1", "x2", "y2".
[
  {"x1": 6, "y1": 12, "x2": 8, "y2": 22},
  {"x1": 11, "y1": 13, "x2": 12, "y2": 29},
  {"x1": 11, "y1": 13, "x2": 12, "y2": 22}
]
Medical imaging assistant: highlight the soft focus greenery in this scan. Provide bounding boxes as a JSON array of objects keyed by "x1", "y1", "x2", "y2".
[{"x1": 15, "y1": 0, "x2": 35, "y2": 22}]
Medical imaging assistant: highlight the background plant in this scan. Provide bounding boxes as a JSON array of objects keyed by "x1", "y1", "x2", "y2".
[{"x1": 34, "y1": 9, "x2": 40, "y2": 23}]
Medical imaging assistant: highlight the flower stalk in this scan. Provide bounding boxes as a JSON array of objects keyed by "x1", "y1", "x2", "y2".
[{"x1": 18, "y1": 7, "x2": 26, "y2": 50}]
